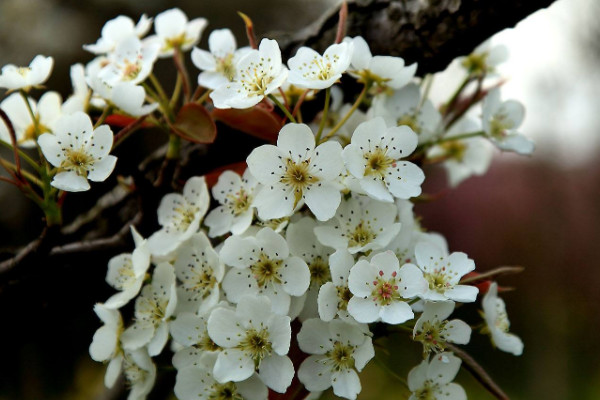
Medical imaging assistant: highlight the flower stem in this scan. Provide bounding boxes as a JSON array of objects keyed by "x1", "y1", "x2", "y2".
[
  {"x1": 418, "y1": 130, "x2": 485, "y2": 151},
  {"x1": 196, "y1": 89, "x2": 212, "y2": 105},
  {"x1": 319, "y1": 84, "x2": 369, "y2": 144},
  {"x1": 170, "y1": 73, "x2": 182, "y2": 108},
  {"x1": 315, "y1": 87, "x2": 331, "y2": 143},
  {"x1": 166, "y1": 134, "x2": 181, "y2": 160},
  {"x1": 268, "y1": 94, "x2": 296, "y2": 123},
  {"x1": 94, "y1": 105, "x2": 112, "y2": 128},
  {"x1": 173, "y1": 48, "x2": 191, "y2": 103},
  {"x1": 443, "y1": 75, "x2": 472, "y2": 117}
]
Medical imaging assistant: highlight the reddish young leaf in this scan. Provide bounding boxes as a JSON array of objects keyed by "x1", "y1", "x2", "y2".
[
  {"x1": 212, "y1": 105, "x2": 283, "y2": 143},
  {"x1": 171, "y1": 103, "x2": 217, "y2": 144},
  {"x1": 104, "y1": 114, "x2": 153, "y2": 128},
  {"x1": 204, "y1": 161, "x2": 247, "y2": 188}
]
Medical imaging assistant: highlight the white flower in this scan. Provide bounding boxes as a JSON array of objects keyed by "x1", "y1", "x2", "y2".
[
  {"x1": 461, "y1": 40, "x2": 508, "y2": 76},
  {"x1": 84, "y1": 14, "x2": 152, "y2": 54},
  {"x1": 482, "y1": 88, "x2": 534, "y2": 155},
  {"x1": 247, "y1": 123, "x2": 344, "y2": 221},
  {"x1": 38, "y1": 111, "x2": 117, "y2": 192},
  {"x1": 0, "y1": 91, "x2": 62, "y2": 148},
  {"x1": 297, "y1": 318, "x2": 374, "y2": 400},
  {"x1": 104, "y1": 227, "x2": 151, "y2": 309},
  {"x1": 147, "y1": 176, "x2": 210, "y2": 256},
  {"x1": 314, "y1": 196, "x2": 401, "y2": 254},
  {"x1": 146, "y1": 8, "x2": 208, "y2": 57},
  {"x1": 428, "y1": 117, "x2": 493, "y2": 187},
  {"x1": 347, "y1": 250, "x2": 427, "y2": 324},
  {"x1": 343, "y1": 117, "x2": 425, "y2": 202},
  {"x1": 220, "y1": 227, "x2": 310, "y2": 315},
  {"x1": 317, "y1": 250, "x2": 355, "y2": 321},
  {"x1": 0, "y1": 55, "x2": 54, "y2": 91},
  {"x1": 481, "y1": 282, "x2": 524, "y2": 356},
  {"x1": 413, "y1": 301, "x2": 472, "y2": 357},
  {"x1": 89, "y1": 304, "x2": 124, "y2": 388},
  {"x1": 345, "y1": 36, "x2": 416, "y2": 91},
  {"x1": 287, "y1": 42, "x2": 354, "y2": 90},
  {"x1": 207, "y1": 295, "x2": 295, "y2": 393},
  {"x1": 414, "y1": 242, "x2": 478, "y2": 303},
  {"x1": 123, "y1": 348, "x2": 157, "y2": 400},
  {"x1": 98, "y1": 37, "x2": 160, "y2": 86},
  {"x1": 408, "y1": 352, "x2": 466, "y2": 400},
  {"x1": 121, "y1": 263, "x2": 177, "y2": 356},
  {"x1": 175, "y1": 352, "x2": 268, "y2": 400},
  {"x1": 210, "y1": 39, "x2": 288, "y2": 109},
  {"x1": 173, "y1": 232, "x2": 224, "y2": 315},
  {"x1": 372, "y1": 83, "x2": 442, "y2": 144},
  {"x1": 286, "y1": 217, "x2": 334, "y2": 320},
  {"x1": 191, "y1": 28, "x2": 252, "y2": 90},
  {"x1": 204, "y1": 169, "x2": 258, "y2": 237},
  {"x1": 62, "y1": 64, "x2": 91, "y2": 114},
  {"x1": 170, "y1": 310, "x2": 223, "y2": 370}
]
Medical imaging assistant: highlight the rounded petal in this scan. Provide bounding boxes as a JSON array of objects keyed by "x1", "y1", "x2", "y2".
[
  {"x1": 280, "y1": 256, "x2": 310, "y2": 296},
  {"x1": 52, "y1": 171, "x2": 90, "y2": 192},
  {"x1": 298, "y1": 355, "x2": 333, "y2": 391},
  {"x1": 318, "y1": 283, "x2": 339, "y2": 321},
  {"x1": 277, "y1": 123, "x2": 315, "y2": 163},
  {"x1": 213, "y1": 349, "x2": 255, "y2": 383},
  {"x1": 258, "y1": 354, "x2": 294, "y2": 393},
  {"x1": 347, "y1": 296, "x2": 380, "y2": 323},
  {"x1": 207, "y1": 308, "x2": 245, "y2": 347},
  {"x1": 331, "y1": 369, "x2": 361, "y2": 400},
  {"x1": 297, "y1": 318, "x2": 333, "y2": 354},
  {"x1": 88, "y1": 155, "x2": 117, "y2": 182},
  {"x1": 380, "y1": 301, "x2": 414, "y2": 324}
]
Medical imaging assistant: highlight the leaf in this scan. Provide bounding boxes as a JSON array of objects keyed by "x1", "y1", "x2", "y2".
[
  {"x1": 211, "y1": 104, "x2": 283, "y2": 143},
  {"x1": 105, "y1": 114, "x2": 152, "y2": 128},
  {"x1": 171, "y1": 103, "x2": 217, "y2": 144}
]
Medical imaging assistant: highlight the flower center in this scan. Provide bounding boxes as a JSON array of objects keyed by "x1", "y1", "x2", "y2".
[
  {"x1": 169, "y1": 202, "x2": 200, "y2": 233},
  {"x1": 122, "y1": 59, "x2": 142, "y2": 81},
  {"x1": 280, "y1": 158, "x2": 319, "y2": 206},
  {"x1": 115, "y1": 257, "x2": 136, "y2": 290},
  {"x1": 210, "y1": 382, "x2": 243, "y2": 400},
  {"x1": 181, "y1": 261, "x2": 217, "y2": 299},
  {"x1": 489, "y1": 114, "x2": 514, "y2": 139},
  {"x1": 414, "y1": 381, "x2": 440, "y2": 400},
  {"x1": 397, "y1": 114, "x2": 421, "y2": 133},
  {"x1": 17, "y1": 67, "x2": 32, "y2": 77},
  {"x1": 440, "y1": 140, "x2": 467, "y2": 162},
  {"x1": 336, "y1": 285, "x2": 352, "y2": 311},
  {"x1": 61, "y1": 148, "x2": 94, "y2": 177},
  {"x1": 309, "y1": 256, "x2": 331, "y2": 286},
  {"x1": 238, "y1": 328, "x2": 272, "y2": 366},
  {"x1": 198, "y1": 332, "x2": 221, "y2": 352},
  {"x1": 123, "y1": 356, "x2": 148, "y2": 386},
  {"x1": 371, "y1": 270, "x2": 400, "y2": 306},
  {"x1": 348, "y1": 222, "x2": 375, "y2": 248},
  {"x1": 227, "y1": 188, "x2": 252, "y2": 216},
  {"x1": 364, "y1": 148, "x2": 394, "y2": 178},
  {"x1": 240, "y1": 62, "x2": 275, "y2": 97},
  {"x1": 251, "y1": 253, "x2": 282, "y2": 287},
  {"x1": 325, "y1": 341, "x2": 355, "y2": 371},
  {"x1": 414, "y1": 320, "x2": 448, "y2": 357},
  {"x1": 216, "y1": 53, "x2": 236, "y2": 81},
  {"x1": 424, "y1": 268, "x2": 451, "y2": 293}
]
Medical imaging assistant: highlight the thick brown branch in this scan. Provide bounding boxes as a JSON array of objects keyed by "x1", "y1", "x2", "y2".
[
  {"x1": 447, "y1": 343, "x2": 510, "y2": 400},
  {"x1": 277, "y1": 0, "x2": 557, "y2": 75}
]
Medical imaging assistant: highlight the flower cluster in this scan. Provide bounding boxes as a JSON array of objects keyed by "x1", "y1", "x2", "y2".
[{"x1": 0, "y1": 6, "x2": 529, "y2": 400}]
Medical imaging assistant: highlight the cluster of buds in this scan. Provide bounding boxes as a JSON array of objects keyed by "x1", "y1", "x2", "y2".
[{"x1": 0, "y1": 6, "x2": 528, "y2": 400}]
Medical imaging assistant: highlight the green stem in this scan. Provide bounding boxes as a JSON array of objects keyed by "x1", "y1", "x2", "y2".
[
  {"x1": 173, "y1": 48, "x2": 191, "y2": 103},
  {"x1": 94, "y1": 105, "x2": 112, "y2": 128},
  {"x1": 0, "y1": 158, "x2": 43, "y2": 187},
  {"x1": 418, "y1": 130, "x2": 485, "y2": 151},
  {"x1": 418, "y1": 73, "x2": 434, "y2": 112},
  {"x1": 166, "y1": 134, "x2": 181, "y2": 160},
  {"x1": 0, "y1": 138, "x2": 39, "y2": 172},
  {"x1": 268, "y1": 94, "x2": 296, "y2": 123},
  {"x1": 319, "y1": 84, "x2": 369, "y2": 144},
  {"x1": 149, "y1": 73, "x2": 170, "y2": 104},
  {"x1": 443, "y1": 75, "x2": 472, "y2": 116},
  {"x1": 314, "y1": 87, "x2": 331, "y2": 143},
  {"x1": 170, "y1": 73, "x2": 182, "y2": 108},
  {"x1": 196, "y1": 89, "x2": 212, "y2": 105},
  {"x1": 19, "y1": 90, "x2": 38, "y2": 131}
]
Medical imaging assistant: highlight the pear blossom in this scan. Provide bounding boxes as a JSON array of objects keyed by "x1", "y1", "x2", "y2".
[
  {"x1": 206, "y1": 295, "x2": 295, "y2": 393},
  {"x1": 173, "y1": 232, "x2": 224, "y2": 315},
  {"x1": 38, "y1": 111, "x2": 117, "y2": 192},
  {"x1": 98, "y1": 36, "x2": 160, "y2": 86},
  {"x1": 482, "y1": 88, "x2": 534, "y2": 155},
  {"x1": 413, "y1": 301, "x2": 472, "y2": 357},
  {"x1": 343, "y1": 117, "x2": 425, "y2": 202},
  {"x1": 317, "y1": 250, "x2": 355, "y2": 321},
  {"x1": 89, "y1": 304, "x2": 124, "y2": 388},
  {"x1": 121, "y1": 263, "x2": 177, "y2": 356},
  {"x1": 297, "y1": 318, "x2": 374, "y2": 400},
  {"x1": 220, "y1": 227, "x2": 310, "y2": 315},
  {"x1": 175, "y1": 352, "x2": 268, "y2": 400},
  {"x1": 345, "y1": 36, "x2": 416, "y2": 92},
  {"x1": 286, "y1": 217, "x2": 334, "y2": 320},
  {"x1": 428, "y1": 117, "x2": 493, "y2": 187},
  {"x1": 146, "y1": 8, "x2": 208, "y2": 57},
  {"x1": 287, "y1": 42, "x2": 354, "y2": 90},
  {"x1": 146, "y1": 176, "x2": 210, "y2": 256},
  {"x1": 347, "y1": 250, "x2": 427, "y2": 324},
  {"x1": 204, "y1": 169, "x2": 258, "y2": 237},
  {"x1": 122, "y1": 348, "x2": 157, "y2": 400},
  {"x1": 247, "y1": 123, "x2": 344, "y2": 221},
  {"x1": 83, "y1": 14, "x2": 152, "y2": 54},
  {"x1": 210, "y1": 39, "x2": 288, "y2": 109},
  {"x1": 313, "y1": 196, "x2": 401, "y2": 254},
  {"x1": 372, "y1": 83, "x2": 442, "y2": 144},
  {"x1": 0, "y1": 55, "x2": 54, "y2": 91},
  {"x1": 481, "y1": 282, "x2": 524, "y2": 356},
  {"x1": 408, "y1": 352, "x2": 466, "y2": 400},
  {"x1": 0, "y1": 91, "x2": 62, "y2": 148},
  {"x1": 62, "y1": 64, "x2": 90, "y2": 114},
  {"x1": 461, "y1": 40, "x2": 508, "y2": 76},
  {"x1": 104, "y1": 227, "x2": 151, "y2": 309},
  {"x1": 414, "y1": 242, "x2": 478, "y2": 303},
  {"x1": 191, "y1": 28, "x2": 252, "y2": 89},
  {"x1": 170, "y1": 309, "x2": 223, "y2": 370}
]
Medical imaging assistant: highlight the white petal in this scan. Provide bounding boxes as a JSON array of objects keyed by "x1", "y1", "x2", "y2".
[
  {"x1": 298, "y1": 355, "x2": 333, "y2": 391},
  {"x1": 105, "y1": 355, "x2": 123, "y2": 388},
  {"x1": 331, "y1": 369, "x2": 361, "y2": 400},
  {"x1": 380, "y1": 301, "x2": 414, "y2": 324},
  {"x1": 121, "y1": 322, "x2": 154, "y2": 350},
  {"x1": 427, "y1": 352, "x2": 461, "y2": 384},
  {"x1": 88, "y1": 155, "x2": 117, "y2": 182},
  {"x1": 147, "y1": 322, "x2": 169, "y2": 356},
  {"x1": 207, "y1": 308, "x2": 245, "y2": 347},
  {"x1": 353, "y1": 337, "x2": 375, "y2": 371},
  {"x1": 256, "y1": 227, "x2": 289, "y2": 259},
  {"x1": 277, "y1": 123, "x2": 315, "y2": 163},
  {"x1": 280, "y1": 256, "x2": 310, "y2": 296},
  {"x1": 236, "y1": 374, "x2": 269, "y2": 400},
  {"x1": 213, "y1": 349, "x2": 255, "y2": 383},
  {"x1": 258, "y1": 354, "x2": 294, "y2": 393},
  {"x1": 347, "y1": 260, "x2": 375, "y2": 298},
  {"x1": 303, "y1": 183, "x2": 341, "y2": 221},
  {"x1": 347, "y1": 296, "x2": 380, "y2": 323},
  {"x1": 318, "y1": 283, "x2": 339, "y2": 321},
  {"x1": 445, "y1": 284, "x2": 478, "y2": 303},
  {"x1": 297, "y1": 318, "x2": 332, "y2": 354},
  {"x1": 444, "y1": 319, "x2": 472, "y2": 345},
  {"x1": 52, "y1": 171, "x2": 90, "y2": 192}
]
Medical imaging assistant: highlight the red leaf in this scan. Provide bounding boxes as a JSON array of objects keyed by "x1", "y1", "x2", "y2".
[
  {"x1": 104, "y1": 114, "x2": 152, "y2": 128},
  {"x1": 171, "y1": 103, "x2": 217, "y2": 144},
  {"x1": 212, "y1": 104, "x2": 283, "y2": 143},
  {"x1": 204, "y1": 161, "x2": 247, "y2": 188}
]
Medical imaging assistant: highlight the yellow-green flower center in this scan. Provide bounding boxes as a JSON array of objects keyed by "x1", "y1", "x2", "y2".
[
  {"x1": 251, "y1": 253, "x2": 282, "y2": 287},
  {"x1": 324, "y1": 341, "x2": 355, "y2": 371}
]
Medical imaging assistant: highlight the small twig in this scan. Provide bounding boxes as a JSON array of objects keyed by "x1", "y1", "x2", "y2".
[
  {"x1": 460, "y1": 266, "x2": 524, "y2": 284},
  {"x1": 173, "y1": 48, "x2": 191, "y2": 102},
  {"x1": 0, "y1": 108, "x2": 23, "y2": 181},
  {"x1": 113, "y1": 115, "x2": 148, "y2": 148},
  {"x1": 446, "y1": 344, "x2": 510, "y2": 400},
  {"x1": 334, "y1": 1, "x2": 348, "y2": 44},
  {"x1": 238, "y1": 12, "x2": 258, "y2": 49}
]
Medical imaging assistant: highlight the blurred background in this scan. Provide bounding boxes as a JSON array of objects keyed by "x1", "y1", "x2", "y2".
[{"x1": 0, "y1": 0, "x2": 599, "y2": 399}]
